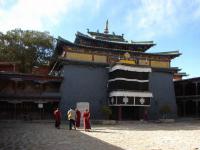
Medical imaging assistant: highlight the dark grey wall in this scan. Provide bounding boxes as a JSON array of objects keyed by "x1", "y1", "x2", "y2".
[
  {"x1": 149, "y1": 72, "x2": 177, "y2": 119},
  {"x1": 60, "y1": 64, "x2": 108, "y2": 120},
  {"x1": 60, "y1": 64, "x2": 177, "y2": 120}
]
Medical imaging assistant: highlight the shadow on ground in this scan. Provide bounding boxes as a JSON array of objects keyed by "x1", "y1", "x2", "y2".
[{"x1": 0, "y1": 122, "x2": 123, "y2": 150}]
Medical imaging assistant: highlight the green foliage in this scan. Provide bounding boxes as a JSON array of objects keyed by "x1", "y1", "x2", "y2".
[
  {"x1": 101, "y1": 105, "x2": 112, "y2": 119},
  {"x1": 0, "y1": 29, "x2": 55, "y2": 73}
]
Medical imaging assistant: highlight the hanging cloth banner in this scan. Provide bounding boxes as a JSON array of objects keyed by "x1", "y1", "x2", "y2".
[{"x1": 109, "y1": 64, "x2": 152, "y2": 72}]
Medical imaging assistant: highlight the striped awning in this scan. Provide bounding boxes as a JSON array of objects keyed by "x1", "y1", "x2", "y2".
[
  {"x1": 108, "y1": 78, "x2": 149, "y2": 83},
  {"x1": 109, "y1": 91, "x2": 153, "y2": 97},
  {"x1": 109, "y1": 65, "x2": 152, "y2": 72}
]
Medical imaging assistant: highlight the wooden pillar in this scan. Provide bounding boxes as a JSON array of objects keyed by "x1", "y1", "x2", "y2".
[
  {"x1": 195, "y1": 83, "x2": 198, "y2": 117},
  {"x1": 118, "y1": 106, "x2": 122, "y2": 121},
  {"x1": 106, "y1": 54, "x2": 109, "y2": 63},
  {"x1": 182, "y1": 83, "x2": 186, "y2": 96},
  {"x1": 39, "y1": 106, "x2": 42, "y2": 120},
  {"x1": 195, "y1": 82, "x2": 198, "y2": 95},
  {"x1": 14, "y1": 81, "x2": 17, "y2": 94},
  {"x1": 196, "y1": 101, "x2": 199, "y2": 117},
  {"x1": 10, "y1": 101, "x2": 21, "y2": 120},
  {"x1": 14, "y1": 103, "x2": 17, "y2": 120},
  {"x1": 13, "y1": 64, "x2": 16, "y2": 72},
  {"x1": 182, "y1": 83, "x2": 186, "y2": 117},
  {"x1": 183, "y1": 100, "x2": 186, "y2": 117},
  {"x1": 42, "y1": 103, "x2": 45, "y2": 120}
]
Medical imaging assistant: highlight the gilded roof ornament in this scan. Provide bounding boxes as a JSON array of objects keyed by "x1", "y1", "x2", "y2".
[{"x1": 104, "y1": 19, "x2": 109, "y2": 34}]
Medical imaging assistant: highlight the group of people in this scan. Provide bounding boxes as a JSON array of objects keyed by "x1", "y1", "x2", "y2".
[{"x1": 53, "y1": 107, "x2": 91, "y2": 132}]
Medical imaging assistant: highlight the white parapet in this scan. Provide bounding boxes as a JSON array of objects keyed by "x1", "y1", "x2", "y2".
[{"x1": 109, "y1": 91, "x2": 153, "y2": 98}]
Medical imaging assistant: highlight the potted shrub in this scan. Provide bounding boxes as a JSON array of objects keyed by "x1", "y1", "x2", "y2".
[
  {"x1": 160, "y1": 104, "x2": 171, "y2": 119},
  {"x1": 159, "y1": 104, "x2": 174, "y2": 122},
  {"x1": 101, "y1": 105, "x2": 112, "y2": 120}
]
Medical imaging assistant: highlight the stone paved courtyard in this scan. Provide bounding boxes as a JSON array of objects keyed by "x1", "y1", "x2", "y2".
[{"x1": 0, "y1": 121, "x2": 200, "y2": 150}]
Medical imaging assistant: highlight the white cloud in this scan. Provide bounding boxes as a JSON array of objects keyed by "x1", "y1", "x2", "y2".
[
  {"x1": 94, "y1": 0, "x2": 104, "y2": 11},
  {"x1": 0, "y1": 0, "x2": 6, "y2": 5},
  {"x1": 125, "y1": 0, "x2": 200, "y2": 39},
  {"x1": 0, "y1": 0, "x2": 105, "y2": 32},
  {"x1": 193, "y1": 0, "x2": 200, "y2": 19},
  {"x1": 0, "y1": 0, "x2": 79, "y2": 32}
]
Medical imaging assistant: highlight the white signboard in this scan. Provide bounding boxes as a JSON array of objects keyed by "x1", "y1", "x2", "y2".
[
  {"x1": 38, "y1": 103, "x2": 43, "y2": 109},
  {"x1": 76, "y1": 102, "x2": 90, "y2": 124}
]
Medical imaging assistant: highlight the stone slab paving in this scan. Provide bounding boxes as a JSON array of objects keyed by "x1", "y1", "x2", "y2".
[
  {"x1": 0, "y1": 121, "x2": 200, "y2": 150},
  {"x1": 83, "y1": 121, "x2": 200, "y2": 150},
  {"x1": 0, "y1": 121, "x2": 122, "y2": 150}
]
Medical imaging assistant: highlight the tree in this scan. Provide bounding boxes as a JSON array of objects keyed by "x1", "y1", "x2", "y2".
[{"x1": 0, "y1": 29, "x2": 55, "y2": 73}]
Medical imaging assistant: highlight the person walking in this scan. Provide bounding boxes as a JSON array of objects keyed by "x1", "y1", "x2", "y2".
[
  {"x1": 53, "y1": 108, "x2": 61, "y2": 129},
  {"x1": 75, "y1": 108, "x2": 81, "y2": 128},
  {"x1": 143, "y1": 109, "x2": 148, "y2": 121},
  {"x1": 67, "y1": 108, "x2": 76, "y2": 130},
  {"x1": 83, "y1": 109, "x2": 91, "y2": 132}
]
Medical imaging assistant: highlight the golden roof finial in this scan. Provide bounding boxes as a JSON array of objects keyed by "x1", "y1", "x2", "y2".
[{"x1": 104, "y1": 19, "x2": 109, "y2": 34}]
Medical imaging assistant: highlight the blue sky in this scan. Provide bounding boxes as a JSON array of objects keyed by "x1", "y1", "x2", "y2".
[{"x1": 0, "y1": 0, "x2": 200, "y2": 78}]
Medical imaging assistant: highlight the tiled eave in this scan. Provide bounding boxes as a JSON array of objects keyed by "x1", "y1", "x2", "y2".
[{"x1": 57, "y1": 37, "x2": 180, "y2": 60}]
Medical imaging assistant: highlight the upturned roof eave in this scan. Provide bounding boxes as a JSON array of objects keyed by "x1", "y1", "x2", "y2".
[
  {"x1": 76, "y1": 31, "x2": 155, "y2": 46},
  {"x1": 57, "y1": 36, "x2": 180, "y2": 59},
  {"x1": 174, "y1": 76, "x2": 200, "y2": 83}
]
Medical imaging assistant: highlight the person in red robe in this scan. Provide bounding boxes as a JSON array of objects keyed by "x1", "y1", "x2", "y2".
[
  {"x1": 75, "y1": 108, "x2": 81, "y2": 128},
  {"x1": 53, "y1": 108, "x2": 61, "y2": 129},
  {"x1": 83, "y1": 109, "x2": 91, "y2": 131},
  {"x1": 143, "y1": 109, "x2": 148, "y2": 121}
]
